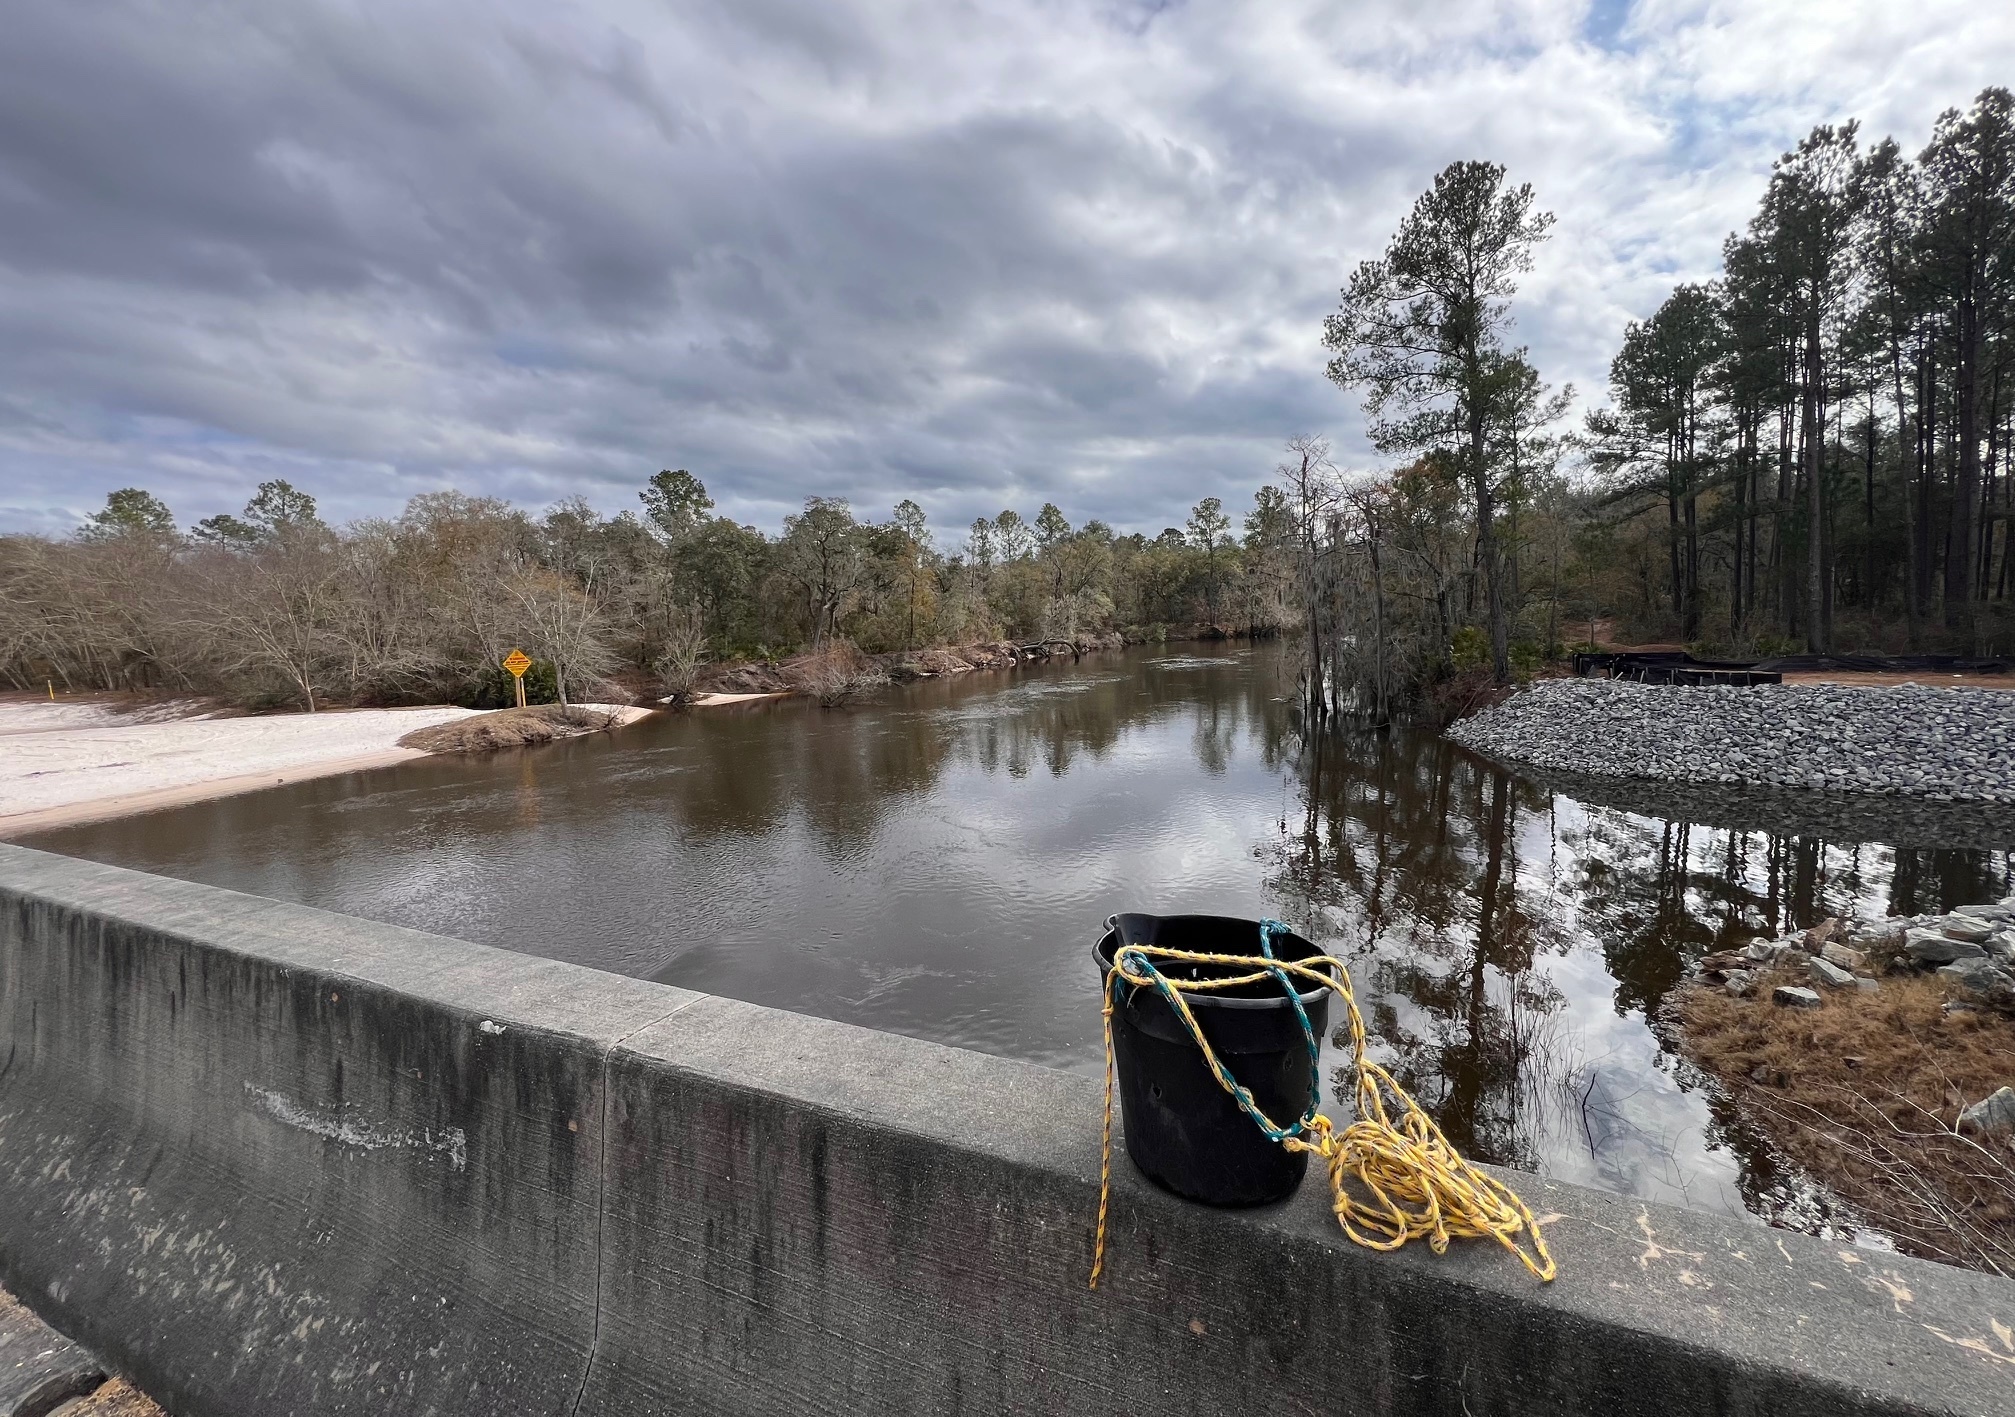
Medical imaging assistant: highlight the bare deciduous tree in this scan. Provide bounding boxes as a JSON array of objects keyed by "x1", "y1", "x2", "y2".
[{"x1": 503, "y1": 567, "x2": 619, "y2": 707}]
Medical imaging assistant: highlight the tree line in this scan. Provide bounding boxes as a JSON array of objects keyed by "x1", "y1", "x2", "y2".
[
  {"x1": 1586, "y1": 87, "x2": 2015, "y2": 655},
  {"x1": 1299, "y1": 86, "x2": 2015, "y2": 722},
  {"x1": 0, "y1": 472, "x2": 1293, "y2": 709}
]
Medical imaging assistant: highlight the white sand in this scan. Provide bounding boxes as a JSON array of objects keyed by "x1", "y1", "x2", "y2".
[
  {"x1": 574, "y1": 704, "x2": 654, "y2": 726},
  {"x1": 0, "y1": 700, "x2": 133, "y2": 735},
  {"x1": 0, "y1": 703, "x2": 478, "y2": 834},
  {"x1": 682, "y1": 691, "x2": 789, "y2": 706}
]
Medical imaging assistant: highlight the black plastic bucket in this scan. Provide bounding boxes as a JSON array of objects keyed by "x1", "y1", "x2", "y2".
[{"x1": 1093, "y1": 913, "x2": 1334, "y2": 1207}]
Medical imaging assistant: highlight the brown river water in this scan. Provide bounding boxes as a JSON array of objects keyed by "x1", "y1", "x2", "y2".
[{"x1": 27, "y1": 644, "x2": 2015, "y2": 1232}]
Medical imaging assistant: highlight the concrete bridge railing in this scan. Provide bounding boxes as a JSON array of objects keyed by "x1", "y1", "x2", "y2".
[{"x1": 2, "y1": 841, "x2": 2012, "y2": 1415}]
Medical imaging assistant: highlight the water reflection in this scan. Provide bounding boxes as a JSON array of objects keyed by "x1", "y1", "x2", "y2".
[
  {"x1": 25, "y1": 645, "x2": 2015, "y2": 1228},
  {"x1": 1273, "y1": 719, "x2": 2014, "y2": 1219}
]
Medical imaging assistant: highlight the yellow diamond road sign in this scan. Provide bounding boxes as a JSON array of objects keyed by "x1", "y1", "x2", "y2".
[{"x1": 502, "y1": 649, "x2": 532, "y2": 677}]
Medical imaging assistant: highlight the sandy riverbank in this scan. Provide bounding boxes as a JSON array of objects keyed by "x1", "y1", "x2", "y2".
[
  {"x1": 0, "y1": 701, "x2": 480, "y2": 836},
  {"x1": 686, "y1": 690, "x2": 789, "y2": 706},
  {"x1": 0, "y1": 699, "x2": 646, "y2": 837}
]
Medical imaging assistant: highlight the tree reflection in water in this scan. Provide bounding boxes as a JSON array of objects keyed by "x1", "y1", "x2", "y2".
[
  {"x1": 1268, "y1": 717, "x2": 2015, "y2": 1219},
  {"x1": 28, "y1": 644, "x2": 2014, "y2": 1226}
]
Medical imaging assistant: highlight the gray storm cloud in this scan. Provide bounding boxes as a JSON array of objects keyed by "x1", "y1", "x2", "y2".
[{"x1": 2, "y1": 0, "x2": 2012, "y2": 537}]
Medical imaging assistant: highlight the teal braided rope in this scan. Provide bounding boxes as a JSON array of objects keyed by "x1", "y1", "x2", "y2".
[
  {"x1": 1257, "y1": 917, "x2": 1325, "y2": 1127},
  {"x1": 1116, "y1": 918, "x2": 1326, "y2": 1144}
]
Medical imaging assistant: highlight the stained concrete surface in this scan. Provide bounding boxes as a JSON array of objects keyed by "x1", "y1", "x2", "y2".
[{"x1": 4, "y1": 842, "x2": 2015, "y2": 1415}]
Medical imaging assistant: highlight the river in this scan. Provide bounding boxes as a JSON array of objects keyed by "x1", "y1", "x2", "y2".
[{"x1": 27, "y1": 643, "x2": 2015, "y2": 1232}]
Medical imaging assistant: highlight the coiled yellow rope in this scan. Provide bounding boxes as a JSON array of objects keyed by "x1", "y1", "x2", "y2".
[{"x1": 1089, "y1": 931, "x2": 1555, "y2": 1288}]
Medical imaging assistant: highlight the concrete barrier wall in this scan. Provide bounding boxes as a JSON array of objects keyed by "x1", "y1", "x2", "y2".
[{"x1": 3, "y1": 841, "x2": 2012, "y2": 1416}]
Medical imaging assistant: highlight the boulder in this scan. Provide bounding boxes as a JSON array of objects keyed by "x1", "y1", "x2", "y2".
[
  {"x1": 1847, "y1": 921, "x2": 1906, "y2": 951},
  {"x1": 1958, "y1": 1086, "x2": 2015, "y2": 1138},
  {"x1": 1819, "y1": 942, "x2": 1865, "y2": 971},
  {"x1": 1723, "y1": 969, "x2": 1757, "y2": 998},
  {"x1": 1906, "y1": 929, "x2": 1986, "y2": 965},
  {"x1": 1955, "y1": 903, "x2": 2015, "y2": 923},
  {"x1": 1937, "y1": 958, "x2": 2015, "y2": 1002},
  {"x1": 1772, "y1": 986, "x2": 1823, "y2": 1009},
  {"x1": 1939, "y1": 917, "x2": 1997, "y2": 944},
  {"x1": 1987, "y1": 932, "x2": 2015, "y2": 962},
  {"x1": 1808, "y1": 958, "x2": 1856, "y2": 990},
  {"x1": 1801, "y1": 917, "x2": 1846, "y2": 952}
]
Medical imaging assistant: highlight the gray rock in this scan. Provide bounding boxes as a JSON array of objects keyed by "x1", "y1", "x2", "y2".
[
  {"x1": 1955, "y1": 903, "x2": 2015, "y2": 923},
  {"x1": 1906, "y1": 929, "x2": 1986, "y2": 965},
  {"x1": 1809, "y1": 958, "x2": 1856, "y2": 990},
  {"x1": 1854, "y1": 977, "x2": 1882, "y2": 993},
  {"x1": 1936, "y1": 958, "x2": 2015, "y2": 1000},
  {"x1": 1819, "y1": 942, "x2": 1865, "y2": 971},
  {"x1": 1724, "y1": 970, "x2": 1757, "y2": 998},
  {"x1": 1938, "y1": 917, "x2": 1996, "y2": 944},
  {"x1": 1445, "y1": 678, "x2": 2015, "y2": 805},
  {"x1": 1772, "y1": 985, "x2": 1823, "y2": 1009},
  {"x1": 1744, "y1": 941, "x2": 1784, "y2": 964},
  {"x1": 1958, "y1": 1086, "x2": 2015, "y2": 1138},
  {"x1": 1988, "y1": 932, "x2": 2015, "y2": 962}
]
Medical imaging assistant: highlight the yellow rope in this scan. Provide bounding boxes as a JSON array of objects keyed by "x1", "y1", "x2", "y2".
[{"x1": 1089, "y1": 942, "x2": 1555, "y2": 1288}]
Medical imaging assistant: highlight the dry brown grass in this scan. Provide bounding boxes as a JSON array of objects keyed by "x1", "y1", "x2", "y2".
[
  {"x1": 55, "y1": 1377, "x2": 169, "y2": 1416},
  {"x1": 783, "y1": 642, "x2": 889, "y2": 706},
  {"x1": 1419, "y1": 668, "x2": 1496, "y2": 726},
  {"x1": 397, "y1": 704, "x2": 623, "y2": 753},
  {"x1": 1675, "y1": 969, "x2": 2015, "y2": 1274}
]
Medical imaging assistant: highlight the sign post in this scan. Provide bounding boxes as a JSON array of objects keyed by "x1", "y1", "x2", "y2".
[{"x1": 502, "y1": 648, "x2": 532, "y2": 708}]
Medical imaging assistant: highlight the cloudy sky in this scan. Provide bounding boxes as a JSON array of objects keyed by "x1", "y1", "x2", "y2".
[{"x1": 2, "y1": 1, "x2": 2012, "y2": 541}]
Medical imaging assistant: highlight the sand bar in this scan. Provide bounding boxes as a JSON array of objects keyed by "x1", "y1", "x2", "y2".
[
  {"x1": 0, "y1": 702, "x2": 476, "y2": 837},
  {"x1": 684, "y1": 691, "x2": 789, "y2": 707}
]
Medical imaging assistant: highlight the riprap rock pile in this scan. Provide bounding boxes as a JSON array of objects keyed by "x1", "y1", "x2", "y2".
[{"x1": 1448, "y1": 677, "x2": 2015, "y2": 803}]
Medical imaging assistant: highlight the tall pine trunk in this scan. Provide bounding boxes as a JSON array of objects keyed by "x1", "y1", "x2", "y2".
[
  {"x1": 1803, "y1": 303, "x2": 1832, "y2": 653},
  {"x1": 1470, "y1": 382, "x2": 1509, "y2": 683},
  {"x1": 1947, "y1": 297, "x2": 1981, "y2": 631}
]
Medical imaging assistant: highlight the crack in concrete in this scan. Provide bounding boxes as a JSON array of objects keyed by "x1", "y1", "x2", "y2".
[{"x1": 564, "y1": 996, "x2": 702, "y2": 1417}]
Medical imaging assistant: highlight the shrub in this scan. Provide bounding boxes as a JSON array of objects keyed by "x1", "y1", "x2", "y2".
[
  {"x1": 1449, "y1": 625, "x2": 1489, "y2": 670},
  {"x1": 457, "y1": 659, "x2": 558, "y2": 709}
]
